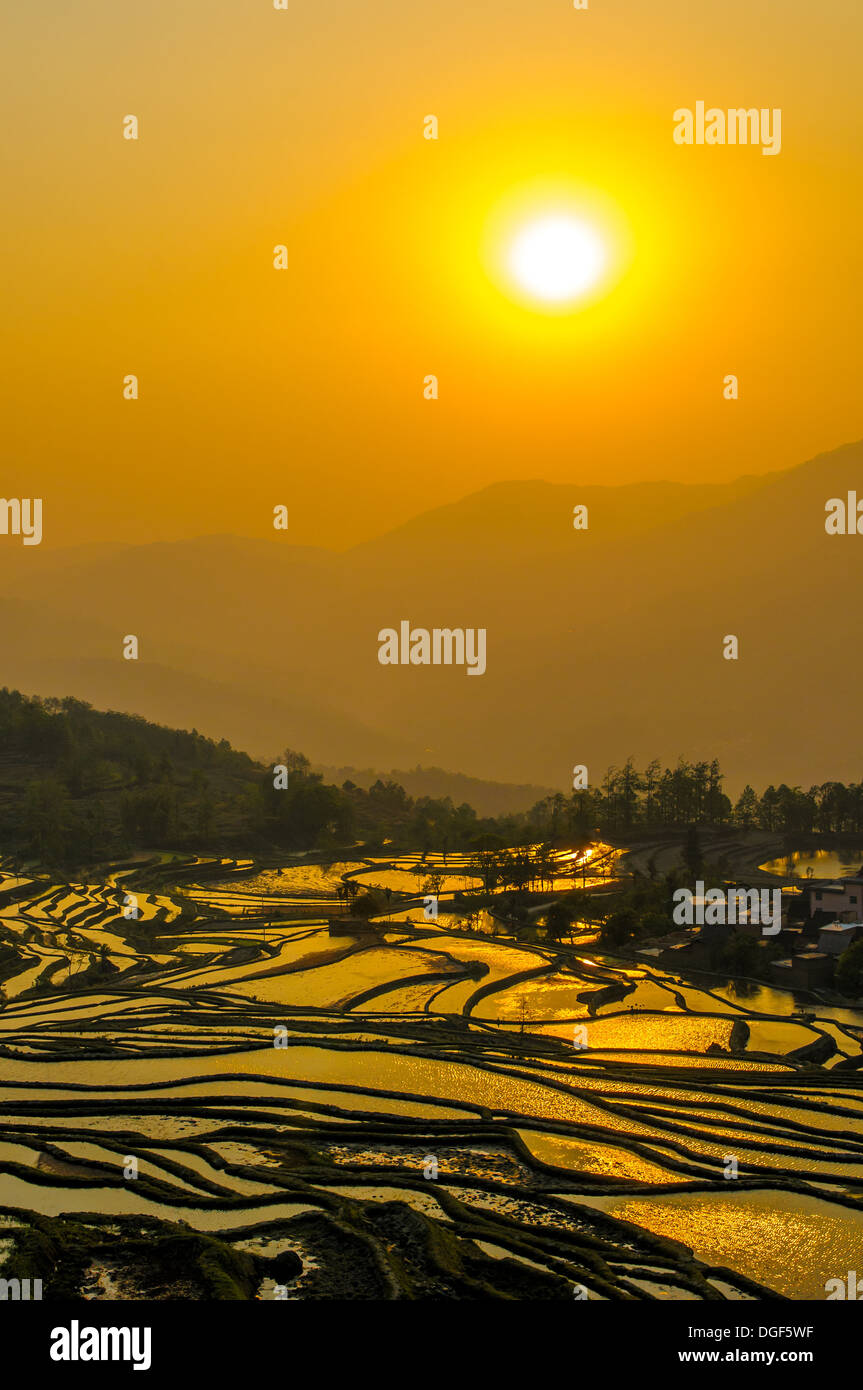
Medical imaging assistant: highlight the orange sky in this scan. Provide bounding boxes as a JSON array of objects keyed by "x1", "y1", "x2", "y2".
[{"x1": 3, "y1": 0, "x2": 862, "y2": 549}]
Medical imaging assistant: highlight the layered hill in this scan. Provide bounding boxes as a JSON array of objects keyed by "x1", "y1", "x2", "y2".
[{"x1": 1, "y1": 440, "x2": 861, "y2": 791}]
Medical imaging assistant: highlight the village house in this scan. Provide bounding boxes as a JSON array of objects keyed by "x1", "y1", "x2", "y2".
[
  {"x1": 807, "y1": 877, "x2": 863, "y2": 919},
  {"x1": 817, "y1": 922, "x2": 863, "y2": 955},
  {"x1": 770, "y1": 952, "x2": 834, "y2": 989}
]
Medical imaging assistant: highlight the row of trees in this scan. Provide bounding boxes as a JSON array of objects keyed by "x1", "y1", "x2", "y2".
[
  {"x1": 4, "y1": 690, "x2": 863, "y2": 866},
  {"x1": 525, "y1": 758, "x2": 863, "y2": 838},
  {"x1": 731, "y1": 779, "x2": 863, "y2": 835},
  {"x1": 0, "y1": 691, "x2": 259, "y2": 867}
]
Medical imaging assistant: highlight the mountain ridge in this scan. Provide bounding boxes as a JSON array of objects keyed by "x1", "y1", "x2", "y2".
[{"x1": 2, "y1": 439, "x2": 861, "y2": 790}]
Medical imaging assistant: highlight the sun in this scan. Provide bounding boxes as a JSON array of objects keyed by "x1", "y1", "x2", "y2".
[
  {"x1": 477, "y1": 182, "x2": 631, "y2": 319},
  {"x1": 507, "y1": 214, "x2": 606, "y2": 306}
]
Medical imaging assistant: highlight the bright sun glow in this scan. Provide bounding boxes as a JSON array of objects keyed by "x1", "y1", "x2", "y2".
[{"x1": 507, "y1": 214, "x2": 606, "y2": 305}]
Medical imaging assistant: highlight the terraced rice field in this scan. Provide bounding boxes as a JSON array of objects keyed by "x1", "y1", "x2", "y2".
[{"x1": 0, "y1": 851, "x2": 862, "y2": 1300}]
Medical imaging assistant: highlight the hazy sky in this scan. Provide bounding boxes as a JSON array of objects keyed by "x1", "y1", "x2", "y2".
[{"x1": 4, "y1": 0, "x2": 862, "y2": 549}]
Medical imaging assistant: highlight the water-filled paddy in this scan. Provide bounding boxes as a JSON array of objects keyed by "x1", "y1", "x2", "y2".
[
  {"x1": 1, "y1": 855, "x2": 862, "y2": 1300},
  {"x1": 570, "y1": 1190, "x2": 863, "y2": 1300},
  {"x1": 760, "y1": 848, "x2": 863, "y2": 879}
]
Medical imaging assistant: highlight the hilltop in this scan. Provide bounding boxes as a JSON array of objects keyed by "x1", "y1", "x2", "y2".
[{"x1": 0, "y1": 690, "x2": 528, "y2": 867}]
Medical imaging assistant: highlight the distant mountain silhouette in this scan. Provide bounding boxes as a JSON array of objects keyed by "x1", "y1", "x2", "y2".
[
  {"x1": 2, "y1": 440, "x2": 861, "y2": 791},
  {"x1": 314, "y1": 764, "x2": 556, "y2": 817}
]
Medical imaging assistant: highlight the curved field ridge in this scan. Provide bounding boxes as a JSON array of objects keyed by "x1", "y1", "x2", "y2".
[{"x1": 0, "y1": 857, "x2": 861, "y2": 1300}]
